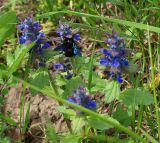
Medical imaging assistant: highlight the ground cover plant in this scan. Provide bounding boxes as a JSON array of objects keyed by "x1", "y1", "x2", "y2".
[{"x1": 0, "y1": 0, "x2": 160, "y2": 143}]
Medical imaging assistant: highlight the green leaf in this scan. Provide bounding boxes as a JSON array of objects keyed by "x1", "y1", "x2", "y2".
[
  {"x1": 0, "y1": 64, "x2": 7, "y2": 85},
  {"x1": 30, "y1": 68, "x2": 50, "y2": 96},
  {"x1": 120, "y1": 88, "x2": 154, "y2": 106},
  {"x1": 91, "y1": 76, "x2": 120, "y2": 103},
  {"x1": 46, "y1": 0, "x2": 54, "y2": 11},
  {"x1": 57, "y1": 106, "x2": 76, "y2": 119},
  {"x1": 0, "y1": 11, "x2": 16, "y2": 47},
  {"x1": 72, "y1": 117, "x2": 86, "y2": 133},
  {"x1": 0, "y1": 113, "x2": 17, "y2": 127},
  {"x1": 8, "y1": 43, "x2": 34, "y2": 75},
  {"x1": 60, "y1": 134, "x2": 81, "y2": 143},
  {"x1": 122, "y1": 61, "x2": 138, "y2": 73},
  {"x1": 112, "y1": 104, "x2": 133, "y2": 126},
  {"x1": 45, "y1": 122, "x2": 58, "y2": 143},
  {"x1": 87, "y1": 115, "x2": 119, "y2": 130},
  {"x1": 71, "y1": 56, "x2": 87, "y2": 74},
  {"x1": 0, "y1": 96, "x2": 4, "y2": 105},
  {"x1": 56, "y1": 75, "x2": 67, "y2": 86},
  {"x1": 62, "y1": 77, "x2": 85, "y2": 98},
  {"x1": 105, "y1": 81, "x2": 120, "y2": 103},
  {"x1": 6, "y1": 52, "x2": 14, "y2": 67},
  {"x1": 43, "y1": 49, "x2": 59, "y2": 61},
  {"x1": 132, "y1": 53, "x2": 142, "y2": 61}
]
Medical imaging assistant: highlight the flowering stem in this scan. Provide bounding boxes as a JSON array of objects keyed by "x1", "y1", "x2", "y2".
[
  {"x1": 47, "y1": 69, "x2": 60, "y2": 97},
  {"x1": 20, "y1": 53, "x2": 32, "y2": 141},
  {"x1": 70, "y1": 57, "x2": 76, "y2": 75},
  {"x1": 47, "y1": 69, "x2": 73, "y2": 133}
]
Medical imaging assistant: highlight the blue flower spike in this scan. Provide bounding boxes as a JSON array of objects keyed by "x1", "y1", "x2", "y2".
[
  {"x1": 67, "y1": 87, "x2": 97, "y2": 110},
  {"x1": 54, "y1": 22, "x2": 81, "y2": 57},
  {"x1": 18, "y1": 16, "x2": 50, "y2": 54},
  {"x1": 100, "y1": 29, "x2": 131, "y2": 83}
]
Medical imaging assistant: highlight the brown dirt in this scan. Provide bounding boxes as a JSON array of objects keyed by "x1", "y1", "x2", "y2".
[{"x1": 3, "y1": 83, "x2": 68, "y2": 143}]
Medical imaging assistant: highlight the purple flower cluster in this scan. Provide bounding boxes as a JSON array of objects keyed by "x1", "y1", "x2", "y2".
[
  {"x1": 54, "y1": 59, "x2": 73, "y2": 80},
  {"x1": 54, "y1": 22, "x2": 81, "y2": 57},
  {"x1": 56, "y1": 22, "x2": 81, "y2": 41},
  {"x1": 67, "y1": 87, "x2": 96, "y2": 109},
  {"x1": 18, "y1": 16, "x2": 50, "y2": 54},
  {"x1": 100, "y1": 30, "x2": 131, "y2": 83}
]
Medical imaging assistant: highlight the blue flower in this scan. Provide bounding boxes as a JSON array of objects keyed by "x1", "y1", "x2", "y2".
[
  {"x1": 54, "y1": 63, "x2": 63, "y2": 70},
  {"x1": 56, "y1": 23, "x2": 72, "y2": 39},
  {"x1": 67, "y1": 87, "x2": 97, "y2": 109},
  {"x1": 43, "y1": 43, "x2": 50, "y2": 49},
  {"x1": 73, "y1": 34, "x2": 81, "y2": 41},
  {"x1": 100, "y1": 58, "x2": 109, "y2": 66},
  {"x1": 18, "y1": 16, "x2": 50, "y2": 54},
  {"x1": 100, "y1": 30, "x2": 131, "y2": 83},
  {"x1": 87, "y1": 101, "x2": 97, "y2": 109},
  {"x1": 54, "y1": 22, "x2": 81, "y2": 57},
  {"x1": 54, "y1": 60, "x2": 74, "y2": 80}
]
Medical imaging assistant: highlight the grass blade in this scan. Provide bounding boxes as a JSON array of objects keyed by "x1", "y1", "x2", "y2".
[{"x1": 37, "y1": 10, "x2": 160, "y2": 34}]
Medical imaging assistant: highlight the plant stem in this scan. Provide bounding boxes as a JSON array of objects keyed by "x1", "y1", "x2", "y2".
[
  {"x1": 47, "y1": 69, "x2": 73, "y2": 133},
  {"x1": 88, "y1": 30, "x2": 96, "y2": 91},
  {"x1": 137, "y1": 105, "x2": 144, "y2": 134},
  {"x1": 47, "y1": 69, "x2": 60, "y2": 97},
  {"x1": 148, "y1": 26, "x2": 160, "y2": 142},
  {"x1": 20, "y1": 53, "x2": 32, "y2": 141},
  {"x1": 108, "y1": 101, "x2": 114, "y2": 116}
]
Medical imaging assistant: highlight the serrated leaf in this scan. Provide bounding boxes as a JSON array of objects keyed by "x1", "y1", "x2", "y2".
[
  {"x1": 30, "y1": 68, "x2": 50, "y2": 96},
  {"x1": 0, "y1": 11, "x2": 16, "y2": 47},
  {"x1": 71, "y1": 56, "x2": 87, "y2": 74},
  {"x1": 62, "y1": 77, "x2": 85, "y2": 98},
  {"x1": 87, "y1": 115, "x2": 119, "y2": 130},
  {"x1": 91, "y1": 76, "x2": 120, "y2": 103},
  {"x1": 72, "y1": 117, "x2": 86, "y2": 133},
  {"x1": 105, "y1": 81, "x2": 120, "y2": 103},
  {"x1": 56, "y1": 75, "x2": 67, "y2": 86},
  {"x1": 120, "y1": 88, "x2": 154, "y2": 106}
]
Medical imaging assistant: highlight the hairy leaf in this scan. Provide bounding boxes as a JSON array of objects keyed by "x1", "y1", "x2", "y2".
[
  {"x1": 30, "y1": 68, "x2": 50, "y2": 96},
  {"x1": 91, "y1": 74, "x2": 120, "y2": 103},
  {"x1": 120, "y1": 88, "x2": 154, "y2": 106}
]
